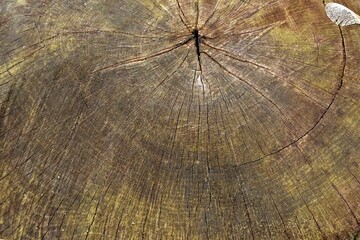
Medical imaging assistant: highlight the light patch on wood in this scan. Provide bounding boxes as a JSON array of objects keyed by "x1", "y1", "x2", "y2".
[
  {"x1": 325, "y1": 3, "x2": 360, "y2": 26},
  {"x1": 16, "y1": 0, "x2": 27, "y2": 6}
]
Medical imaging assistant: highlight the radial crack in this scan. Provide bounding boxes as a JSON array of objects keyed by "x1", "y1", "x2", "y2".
[
  {"x1": 234, "y1": 25, "x2": 346, "y2": 168},
  {"x1": 92, "y1": 36, "x2": 193, "y2": 73},
  {"x1": 176, "y1": 0, "x2": 192, "y2": 31},
  {"x1": 203, "y1": 41, "x2": 327, "y2": 108},
  {"x1": 202, "y1": 51, "x2": 293, "y2": 128}
]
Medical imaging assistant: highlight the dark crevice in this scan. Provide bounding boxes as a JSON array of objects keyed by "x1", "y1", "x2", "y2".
[{"x1": 192, "y1": 29, "x2": 202, "y2": 71}]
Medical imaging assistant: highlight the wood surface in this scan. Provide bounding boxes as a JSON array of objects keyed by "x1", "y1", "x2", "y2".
[{"x1": 1, "y1": 0, "x2": 360, "y2": 239}]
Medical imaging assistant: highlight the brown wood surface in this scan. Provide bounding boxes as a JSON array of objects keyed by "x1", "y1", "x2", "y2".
[{"x1": 1, "y1": 0, "x2": 360, "y2": 239}]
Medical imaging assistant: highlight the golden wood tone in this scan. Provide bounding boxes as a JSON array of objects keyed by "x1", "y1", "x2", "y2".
[{"x1": 0, "y1": 0, "x2": 359, "y2": 239}]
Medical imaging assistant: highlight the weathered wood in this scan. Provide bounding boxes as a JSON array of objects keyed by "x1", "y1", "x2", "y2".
[{"x1": 1, "y1": 0, "x2": 359, "y2": 239}]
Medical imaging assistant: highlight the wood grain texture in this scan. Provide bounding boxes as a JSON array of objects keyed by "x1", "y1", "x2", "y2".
[{"x1": 0, "y1": 0, "x2": 359, "y2": 239}]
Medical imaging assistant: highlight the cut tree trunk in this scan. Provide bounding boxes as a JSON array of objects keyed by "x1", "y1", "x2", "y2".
[{"x1": 1, "y1": 0, "x2": 360, "y2": 239}]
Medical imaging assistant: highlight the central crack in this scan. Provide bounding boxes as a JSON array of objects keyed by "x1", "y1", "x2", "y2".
[{"x1": 192, "y1": 28, "x2": 202, "y2": 70}]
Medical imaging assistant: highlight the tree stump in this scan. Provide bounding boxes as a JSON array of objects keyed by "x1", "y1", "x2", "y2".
[{"x1": 1, "y1": 0, "x2": 359, "y2": 239}]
